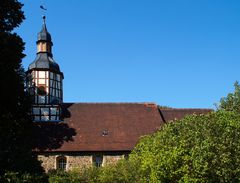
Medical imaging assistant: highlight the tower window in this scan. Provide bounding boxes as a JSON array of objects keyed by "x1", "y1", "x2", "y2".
[
  {"x1": 56, "y1": 156, "x2": 67, "y2": 170},
  {"x1": 37, "y1": 85, "x2": 47, "y2": 95}
]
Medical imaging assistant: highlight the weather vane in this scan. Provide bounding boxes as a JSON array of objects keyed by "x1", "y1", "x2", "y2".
[
  {"x1": 40, "y1": 5, "x2": 47, "y2": 22},
  {"x1": 40, "y1": 5, "x2": 47, "y2": 11}
]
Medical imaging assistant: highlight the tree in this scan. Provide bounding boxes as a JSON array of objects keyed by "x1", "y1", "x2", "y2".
[
  {"x1": 218, "y1": 81, "x2": 240, "y2": 113},
  {"x1": 0, "y1": 0, "x2": 45, "y2": 179},
  {"x1": 130, "y1": 111, "x2": 240, "y2": 182}
]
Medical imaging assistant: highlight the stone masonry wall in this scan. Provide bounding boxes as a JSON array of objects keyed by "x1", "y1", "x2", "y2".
[
  {"x1": 67, "y1": 155, "x2": 92, "y2": 171},
  {"x1": 103, "y1": 155, "x2": 124, "y2": 166},
  {"x1": 37, "y1": 152, "x2": 127, "y2": 172},
  {"x1": 38, "y1": 155, "x2": 56, "y2": 172}
]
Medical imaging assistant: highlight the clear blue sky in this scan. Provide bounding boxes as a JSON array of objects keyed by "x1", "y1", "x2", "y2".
[{"x1": 17, "y1": 0, "x2": 240, "y2": 108}]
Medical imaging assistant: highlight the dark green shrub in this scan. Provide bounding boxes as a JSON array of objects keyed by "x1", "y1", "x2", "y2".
[
  {"x1": 1, "y1": 171, "x2": 47, "y2": 183},
  {"x1": 48, "y1": 160, "x2": 139, "y2": 183},
  {"x1": 48, "y1": 169, "x2": 81, "y2": 183}
]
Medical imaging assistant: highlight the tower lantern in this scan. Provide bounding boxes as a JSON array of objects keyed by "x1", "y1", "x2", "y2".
[{"x1": 27, "y1": 16, "x2": 64, "y2": 122}]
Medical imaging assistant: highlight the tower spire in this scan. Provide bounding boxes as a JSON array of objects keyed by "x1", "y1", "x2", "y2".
[
  {"x1": 40, "y1": 5, "x2": 48, "y2": 31},
  {"x1": 43, "y1": 15, "x2": 46, "y2": 27},
  {"x1": 36, "y1": 15, "x2": 53, "y2": 55},
  {"x1": 27, "y1": 17, "x2": 64, "y2": 122}
]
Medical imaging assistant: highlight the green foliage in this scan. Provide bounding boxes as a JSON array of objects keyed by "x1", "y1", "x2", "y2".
[
  {"x1": 218, "y1": 81, "x2": 240, "y2": 113},
  {"x1": 48, "y1": 168, "x2": 100, "y2": 183},
  {"x1": 0, "y1": 0, "x2": 45, "y2": 177},
  {"x1": 0, "y1": 171, "x2": 47, "y2": 183},
  {"x1": 0, "y1": 0, "x2": 24, "y2": 31},
  {"x1": 80, "y1": 167, "x2": 101, "y2": 183},
  {"x1": 48, "y1": 170, "x2": 82, "y2": 183},
  {"x1": 48, "y1": 160, "x2": 139, "y2": 183},
  {"x1": 98, "y1": 159, "x2": 139, "y2": 183},
  {"x1": 130, "y1": 111, "x2": 240, "y2": 182}
]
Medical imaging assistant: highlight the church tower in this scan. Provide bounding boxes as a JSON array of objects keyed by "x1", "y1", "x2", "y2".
[{"x1": 27, "y1": 16, "x2": 64, "y2": 122}]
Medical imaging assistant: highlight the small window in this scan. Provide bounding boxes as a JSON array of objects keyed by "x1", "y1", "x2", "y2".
[
  {"x1": 56, "y1": 156, "x2": 67, "y2": 170},
  {"x1": 102, "y1": 129, "x2": 109, "y2": 136},
  {"x1": 57, "y1": 74, "x2": 61, "y2": 81},
  {"x1": 38, "y1": 96, "x2": 46, "y2": 104},
  {"x1": 50, "y1": 72, "x2": 53, "y2": 79},
  {"x1": 50, "y1": 107, "x2": 57, "y2": 115},
  {"x1": 33, "y1": 107, "x2": 40, "y2": 115},
  {"x1": 41, "y1": 115, "x2": 49, "y2": 121},
  {"x1": 93, "y1": 155, "x2": 103, "y2": 167},
  {"x1": 34, "y1": 116, "x2": 40, "y2": 121}
]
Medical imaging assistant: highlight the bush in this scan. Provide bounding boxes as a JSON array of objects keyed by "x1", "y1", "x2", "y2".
[
  {"x1": 0, "y1": 171, "x2": 47, "y2": 183},
  {"x1": 48, "y1": 160, "x2": 139, "y2": 183},
  {"x1": 130, "y1": 111, "x2": 240, "y2": 182},
  {"x1": 79, "y1": 167, "x2": 101, "y2": 183},
  {"x1": 48, "y1": 169, "x2": 82, "y2": 183},
  {"x1": 98, "y1": 159, "x2": 139, "y2": 183}
]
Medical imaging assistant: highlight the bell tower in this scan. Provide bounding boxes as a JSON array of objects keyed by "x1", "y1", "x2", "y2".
[{"x1": 27, "y1": 16, "x2": 64, "y2": 122}]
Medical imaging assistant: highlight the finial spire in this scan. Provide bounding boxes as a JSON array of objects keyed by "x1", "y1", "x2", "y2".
[
  {"x1": 41, "y1": 15, "x2": 47, "y2": 32},
  {"x1": 37, "y1": 14, "x2": 52, "y2": 46},
  {"x1": 42, "y1": 15, "x2": 46, "y2": 25}
]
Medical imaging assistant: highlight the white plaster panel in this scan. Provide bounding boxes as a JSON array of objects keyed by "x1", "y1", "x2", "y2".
[
  {"x1": 39, "y1": 71, "x2": 45, "y2": 78},
  {"x1": 38, "y1": 79, "x2": 45, "y2": 84}
]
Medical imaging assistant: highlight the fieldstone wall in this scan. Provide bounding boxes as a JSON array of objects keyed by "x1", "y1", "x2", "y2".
[
  {"x1": 67, "y1": 155, "x2": 92, "y2": 171},
  {"x1": 103, "y1": 155, "x2": 124, "y2": 166},
  {"x1": 37, "y1": 152, "x2": 128, "y2": 172},
  {"x1": 38, "y1": 154, "x2": 56, "y2": 172},
  {"x1": 38, "y1": 153, "x2": 92, "y2": 172}
]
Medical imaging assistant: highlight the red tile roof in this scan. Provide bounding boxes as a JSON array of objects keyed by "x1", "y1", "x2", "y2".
[
  {"x1": 34, "y1": 103, "x2": 212, "y2": 152},
  {"x1": 160, "y1": 108, "x2": 213, "y2": 122}
]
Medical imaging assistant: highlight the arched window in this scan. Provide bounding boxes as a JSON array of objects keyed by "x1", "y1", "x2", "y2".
[{"x1": 56, "y1": 156, "x2": 67, "y2": 170}]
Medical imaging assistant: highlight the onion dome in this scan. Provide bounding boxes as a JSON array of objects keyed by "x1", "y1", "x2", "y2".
[
  {"x1": 37, "y1": 16, "x2": 52, "y2": 45},
  {"x1": 28, "y1": 16, "x2": 62, "y2": 74}
]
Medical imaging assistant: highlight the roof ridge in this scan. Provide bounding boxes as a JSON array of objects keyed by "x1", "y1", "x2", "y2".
[
  {"x1": 62, "y1": 103, "x2": 213, "y2": 110},
  {"x1": 63, "y1": 102, "x2": 157, "y2": 105},
  {"x1": 160, "y1": 108, "x2": 213, "y2": 110}
]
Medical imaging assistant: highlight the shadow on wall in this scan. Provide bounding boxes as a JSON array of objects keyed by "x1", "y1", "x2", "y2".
[
  {"x1": 26, "y1": 72, "x2": 76, "y2": 151},
  {"x1": 32, "y1": 122, "x2": 76, "y2": 151},
  {"x1": 32, "y1": 103, "x2": 76, "y2": 151}
]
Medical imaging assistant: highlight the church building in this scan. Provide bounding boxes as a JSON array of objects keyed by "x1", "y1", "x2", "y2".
[{"x1": 27, "y1": 17, "x2": 212, "y2": 172}]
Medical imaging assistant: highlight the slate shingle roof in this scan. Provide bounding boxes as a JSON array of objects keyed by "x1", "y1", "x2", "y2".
[{"x1": 28, "y1": 53, "x2": 61, "y2": 73}]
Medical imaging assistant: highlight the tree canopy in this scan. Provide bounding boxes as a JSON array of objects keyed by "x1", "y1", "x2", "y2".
[
  {"x1": 130, "y1": 111, "x2": 240, "y2": 182},
  {"x1": 0, "y1": 0, "x2": 45, "y2": 179},
  {"x1": 0, "y1": 0, "x2": 24, "y2": 32},
  {"x1": 218, "y1": 81, "x2": 240, "y2": 113}
]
